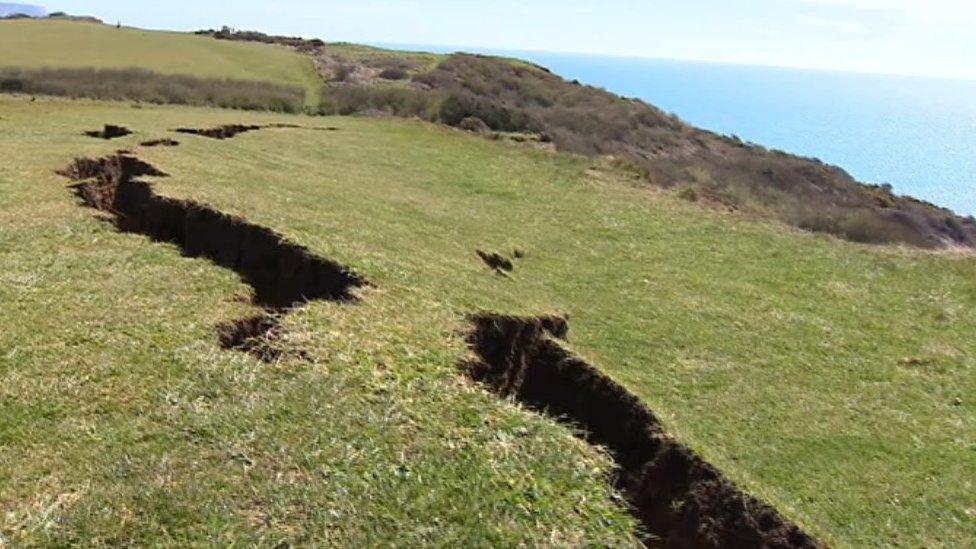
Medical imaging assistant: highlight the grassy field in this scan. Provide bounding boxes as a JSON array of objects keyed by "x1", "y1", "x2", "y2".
[
  {"x1": 0, "y1": 20, "x2": 323, "y2": 104},
  {"x1": 1, "y1": 95, "x2": 974, "y2": 546}
]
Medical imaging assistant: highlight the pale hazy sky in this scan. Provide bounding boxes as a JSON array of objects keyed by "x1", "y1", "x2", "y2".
[{"x1": 44, "y1": 0, "x2": 976, "y2": 79}]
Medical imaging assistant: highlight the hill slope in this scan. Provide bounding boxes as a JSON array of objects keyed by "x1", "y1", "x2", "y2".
[
  {"x1": 1, "y1": 23, "x2": 975, "y2": 547},
  {"x1": 0, "y1": 20, "x2": 322, "y2": 103},
  {"x1": 1, "y1": 95, "x2": 974, "y2": 545},
  {"x1": 242, "y1": 32, "x2": 974, "y2": 249}
]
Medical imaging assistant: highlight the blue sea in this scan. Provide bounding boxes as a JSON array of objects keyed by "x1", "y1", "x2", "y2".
[{"x1": 378, "y1": 44, "x2": 976, "y2": 216}]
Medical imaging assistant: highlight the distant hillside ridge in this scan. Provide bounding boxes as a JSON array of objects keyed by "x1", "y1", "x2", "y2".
[
  {"x1": 0, "y1": 20, "x2": 322, "y2": 103},
  {"x1": 199, "y1": 28, "x2": 976, "y2": 250},
  {"x1": 0, "y1": 3, "x2": 44, "y2": 17}
]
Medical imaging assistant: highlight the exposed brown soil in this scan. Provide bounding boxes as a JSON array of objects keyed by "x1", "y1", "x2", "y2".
[
  {"x1": 58, "y1": 153, "x2": 367, "y2": 361},
  {"x1": 175, "y1": 124, "x2": 262, "y2": 140},
  {"x1": 217, "y1": 314, "x2": 308, "y2": 362},
  {"x1": 141, "y1": 138, "x2": 180, "y2": 147},
  {"x1": 84, "y1": 125, "x2": 132, "y2": 139},
  {"x1": 476, "y1": 250, "x2": 514, "y2": 273},
  {"x1": 172, "y1": 124, "x2": 337, "y2": 140},
  {"x1": 464, "y1": 314, "x2": 820, "y2": 548},
  {"x1": 266, "y1": 123, "x2": 340, "y2": 132}
]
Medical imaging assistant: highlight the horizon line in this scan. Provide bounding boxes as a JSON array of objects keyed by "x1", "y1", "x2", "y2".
[{"x1": 367, "y1": 41, "x2": 976, "y2": 84}]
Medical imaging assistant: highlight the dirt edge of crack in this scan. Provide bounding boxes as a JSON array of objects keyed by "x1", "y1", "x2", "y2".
[
  {"x1": 58, "y1": 153, "x2": 368, "y2": 362},
  {"x1": 217, "y1": 314, "x2": 309, "y2": 363},
  {"x1": 463, "y1": 314, "x2": 821, "y2": 548},
  {"x1": 476, "y1": 249, "x2": 514, "y2": 273},
  {"x1": 173, "y1": 123, "x2": 342, "y2": 140},
  {"x1": 84, "y1": 124, "x2": 132, "y2": 139},
  {"x1": 175, "y1": 124, "x2": 262, "y2": 140},
  {"x1": 141, "y1": 138, "x2": 180, "y2": 147}
]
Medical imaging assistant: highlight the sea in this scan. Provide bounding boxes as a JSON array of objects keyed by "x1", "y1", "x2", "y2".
[{"x1": 377, "y1": 44, "x2": 976, "y2": 216}]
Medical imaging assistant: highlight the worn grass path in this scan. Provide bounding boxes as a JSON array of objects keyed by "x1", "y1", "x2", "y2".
[{"x1": 1, "y1": 96, "x2": 974, "y2": 546}]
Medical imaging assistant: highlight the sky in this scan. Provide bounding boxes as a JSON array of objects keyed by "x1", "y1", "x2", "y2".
[{"x1": 39, "y1": 0, "x2": 976, "y2": 79}]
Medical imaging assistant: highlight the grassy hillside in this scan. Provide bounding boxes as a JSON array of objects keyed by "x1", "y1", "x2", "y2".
[
  {"x1": 300, "y1": 43, "x2": 976, "y2": 250},
  {"x1": 0, "y1": 20, "x2": 322, "y2": 103},
  {"x1": 1, "y1": 95, "x2": 973, "y2": 546}
]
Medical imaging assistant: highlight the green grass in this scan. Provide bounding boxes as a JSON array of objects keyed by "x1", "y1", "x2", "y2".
[
  {"x1": 1, "y1": 95, "x2": 974, "y2": 546},
  {"x1": 324, "y1": 42, "x2": 445, "y2": 71},
  {"x1": 0, "y1": 20, "x2": 323, "y2": 104}
]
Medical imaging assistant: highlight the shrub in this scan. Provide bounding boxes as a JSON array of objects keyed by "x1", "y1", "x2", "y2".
[
  {"x1": 0, "y1": 78, "x2": 24, "y2": 92},
  {"x1": 320, "y1": 84, "x2": 437, "y2": 118},
  {"x1": 333, "y1": 64, "x2": 354, "y2": 82},
  {"x1": 438, "y1": 92, "x2": 533, "y2": 132},
  {"x1": 378, "y1": 67, "x2": 408, "y2": 81},
  {"x1": 677, "y1": 186, "x2": 699, "y2": 202},
  {"x1": 459, "y1": 116, "x2": 489, "y2": 133}
]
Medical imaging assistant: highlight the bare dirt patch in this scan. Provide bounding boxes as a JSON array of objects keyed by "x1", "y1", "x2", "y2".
[
  {"x1": 83, "y1": 125, "x2": 132, "y2": 139},
  {"x1": 216, "y1": 314, "x2": 310, "y2": 363},
  {"x1": 463, "y1": 314, "x2": 820, "y2": 548},
  {"x1": 476, "y1": 250, "x2": 515, "y2": 274}
]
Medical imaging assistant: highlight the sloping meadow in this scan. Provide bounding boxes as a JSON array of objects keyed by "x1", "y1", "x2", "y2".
[{"x1": 1, "y1": 96, "x2": 974, "y2": 545}]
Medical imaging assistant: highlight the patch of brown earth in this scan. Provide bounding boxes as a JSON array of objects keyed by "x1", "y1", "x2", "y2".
[
  {"x1": 217, "y1": 314, "x2": 309, "y2": 363},
  {"x1": 84, "y1": 125, "x2": 132, "y2": 139},
  {"x1": 464, "y1": 314, "x2": 820, "y2": 548},
  {"x1": 141, "y1": 138, "x2": 180, "y2": 147},
  {"x1": 476, "y1": 250, "x2": 515, "y2": 274}
]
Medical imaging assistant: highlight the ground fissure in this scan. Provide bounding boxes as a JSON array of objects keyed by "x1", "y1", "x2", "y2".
[
  {"x1": 57, "y1": 149, "x2": 819, "y2": 544},
  {"x1": 84, "y1": 124, "x2": 132, "y2": 139},
  {"x1": 464, "y1": 314, "x2": 821, "y2": 548},
  {"x1": 58, "y1": 153, "x2": 367, "y2": 361}
]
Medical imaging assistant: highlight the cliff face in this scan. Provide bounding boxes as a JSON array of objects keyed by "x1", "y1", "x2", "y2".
[{"x1": 0, "y1": 3, "x2": 45, "y2": 17}]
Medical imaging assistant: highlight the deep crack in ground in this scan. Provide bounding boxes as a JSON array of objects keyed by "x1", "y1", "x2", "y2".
[
  {"x1": 464, "y1": 314, "x2": 821, "y2": 548},
  {"x1": 84, "y1": 124, "x2": 132, "y2": 139},
  {"x1": 56, "y1": 147, "x2": 819, "y2": 545},
  {"x1": 58, "y1": 153, "x2": 367, "y2": 362},
  {"x1": 174, "y1": 123, "x2": 342, "y2": 140},
  {"x1": 175, "y1": 124, "x2": 263, "y2": 139}
]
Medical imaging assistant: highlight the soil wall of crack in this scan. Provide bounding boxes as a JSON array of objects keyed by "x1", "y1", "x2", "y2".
[
  {"x1": 464, "y1": 314, "x2": 820, "y2": 548},
  {"x1": 175, "y1": 124, "x2": 262, "y2": 139},
  {"x1": 59, "y1": 154, "x2": 366, "y2": 309}
]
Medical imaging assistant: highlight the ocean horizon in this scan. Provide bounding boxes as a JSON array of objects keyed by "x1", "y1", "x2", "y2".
[{"x1": 375, "y1": 43, "x2": 976, "y2": 217}]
